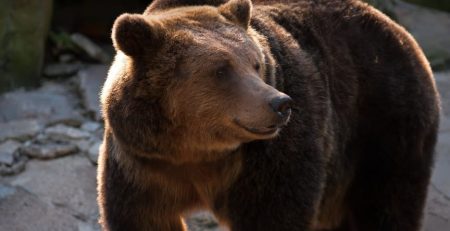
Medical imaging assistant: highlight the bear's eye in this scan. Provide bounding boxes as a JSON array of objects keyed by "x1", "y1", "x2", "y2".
[
  {"x1": 215, "y1": 66, "x2": 228, "y2": 79},
  {"x1": 254, "y1": 63, "x2": 261, "y2": 72}
]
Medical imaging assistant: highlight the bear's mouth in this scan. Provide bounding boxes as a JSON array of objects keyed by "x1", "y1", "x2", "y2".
[{"x1": 233, "y1": 119, "x2": 279, "y2": 136}]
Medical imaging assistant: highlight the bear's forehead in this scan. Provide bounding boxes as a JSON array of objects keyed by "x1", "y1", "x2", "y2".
[
  {"x1": 152, "y1": 6, "x2": 224, "y2": 24},
  {"x1": 178, "y1": 23, "x2": 247, "y2": 45},
  {"x1": 150, "y1": 6, "x2": 257, "y2": 52},
  {"x1": 145, "y1": 0, "x2": 227, "y2": 15},
  {"x1": 176, "y1": 25, "x2": 260, "y2": 62},
  {"x1": 143, "y1": 5, "x2": 263, "y2": 62},
  {"x1": 151, "y1": 6, "x2": 242, "y2": 36}
]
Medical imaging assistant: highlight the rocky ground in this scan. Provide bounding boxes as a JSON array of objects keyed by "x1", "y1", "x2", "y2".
[
  {"x1": 0, "y1": 0, "x2": 449, "y2": 230},
  {"x1": 0, "y1": 65, "x2": 449, "y2": 231}
]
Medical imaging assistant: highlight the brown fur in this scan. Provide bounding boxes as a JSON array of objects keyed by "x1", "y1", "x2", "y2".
[{"x1": 98, "y1": 0, "x2": 440, "y2": 230}]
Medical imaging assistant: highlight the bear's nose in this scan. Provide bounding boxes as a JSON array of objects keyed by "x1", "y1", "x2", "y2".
[{"x1": 269, "y1": 95, "x2": 293, "y2": 118}]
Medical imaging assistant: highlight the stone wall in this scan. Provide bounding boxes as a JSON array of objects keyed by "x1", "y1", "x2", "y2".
[{"x1": 0, "y1": 0, "x2": 53, "y2": 93}]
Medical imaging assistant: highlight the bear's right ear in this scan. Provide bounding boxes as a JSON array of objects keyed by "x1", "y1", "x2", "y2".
[
  {"x1": 112, "y1": 13, "x2": 163, "y2": 57},
  {"x1": 219, "y1": 0, "x2": 252, "y2": 29}
]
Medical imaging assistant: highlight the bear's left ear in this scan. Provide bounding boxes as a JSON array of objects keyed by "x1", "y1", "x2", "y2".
[
  {"x1": 219, "y1": 0, "x2": 252, "y2": 29},
  {"x1": 112, "y1": 13, "x2": 164, "y2": 57}
]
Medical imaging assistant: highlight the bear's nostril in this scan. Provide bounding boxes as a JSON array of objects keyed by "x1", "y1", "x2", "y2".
[{"x1": 269, "y1": 95, "x2": 293, "y2": 116}]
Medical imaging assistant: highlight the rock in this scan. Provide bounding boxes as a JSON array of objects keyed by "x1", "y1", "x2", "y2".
[
  {"x1": 394, "y1": 1, "x2": 450, "y2": 68},
  {"x1": 44, "y1": 63, "x2": 83, "y2": 77},
  {"x1": 21, "y1": 143, "x2": 78, "y2": 160},
  {"x1": 186, "y1": 211, "x2": 225, "y2": 231},
  {"x1": 81, "y1": 121, "x2": 101, "y2": 133},
  {"x1": 431, "y1": 132, "x2": 450, "y2": 196},
  {"x1": 0, "y1": 140, "x2": 21, "y2": 165},
  {"x1": 0, "y1": 184, "x2": 81, "y2": 231},
  {"x1": 93, "y1": 126, "x2": 105, "y2": 140},
  {"x1": 0, "y1": 140, "x2": 26, "y2": 176},
  {"x1": 0, "y1": 81, "x2": 84, "y2": 125},
  {"x1": 87, "y1": 141, "x2": 101, "y2": 164},
  {"x1": 46, "y1": 124, "x2": 90, "y2": 141},
  {"x1": 77, "y1": 221, "x2": 101, "y2": 231},
  {"x1": 440, "y1": 114, "x2": 450, "y2": 133},
  {"x1": 5, "y1": 155, "x2": 99, "y2": 226},
  {"x1": 424, "y1": 213, "x2": 450, "y2": 231},
  {"x1": 71, "y1": 33, "x2": 111, "y2": 63},
  {"x1": 0, "y1": 184, "x2": 16, "y2": 199},
  {"x1": 59, "y1": 54, "x2": 76, "y2": 63},
  {"x1": 434, "y1": 72, "x2": 450, "y2": 137},
  {"x1": 424, "y1": 183, "x2": 450, "y2": 230},
  {"x1": 422, "y1": 70, "x2": 450, "y2": 230},
  {"x1": 77, "y1": 65, "x2": 109, "y2": 121},
  {"x1": 0, "y1": 119, "x2": 41, "y2": 142},
  {"x1": 434, "y1": 72, "x2": 450, "y2": 122},
  {"x1": 74, "y1": 139, "x2": 92, "y2": 153},
  {"x1": 0, "y1": 155, "x2": 27, "y2": 176}
]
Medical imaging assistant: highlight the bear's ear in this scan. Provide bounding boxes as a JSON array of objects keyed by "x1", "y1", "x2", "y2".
[
  {"x1": 219, "y1": 0, "x2": 252, "y2": 29},
  {"x1": 112, "y1": 13, "x2": 163, "y2": 57}
]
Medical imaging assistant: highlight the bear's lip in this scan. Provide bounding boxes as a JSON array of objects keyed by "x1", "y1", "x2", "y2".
[{"x1": 233, "y1": 119, "x2": 279, "y2": 136}]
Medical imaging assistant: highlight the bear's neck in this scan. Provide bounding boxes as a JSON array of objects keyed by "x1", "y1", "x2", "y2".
[{"x1": 108, "y1": 128, "x2": 241, "y2": 166}]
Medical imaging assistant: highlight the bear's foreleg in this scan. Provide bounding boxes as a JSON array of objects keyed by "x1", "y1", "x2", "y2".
[
  {"x1": 98, "y1": 144, "x2": 192, "y2": 231},
  {"x1": 214, "y1": 140, "x2": 326, "y2": 231}
]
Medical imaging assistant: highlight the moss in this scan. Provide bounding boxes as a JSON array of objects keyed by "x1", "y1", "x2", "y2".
[{"x1": 0, "y1": 0, "x2": 53, "y2": 93}]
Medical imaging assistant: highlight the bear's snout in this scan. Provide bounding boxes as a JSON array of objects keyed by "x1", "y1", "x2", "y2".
[{"x1": 269, "y1": 94, "x2": 293, "y2": 123}]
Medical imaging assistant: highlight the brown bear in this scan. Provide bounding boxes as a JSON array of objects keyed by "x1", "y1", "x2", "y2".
[{"x1": 97, "y1": 0, "x2": 441, "y2": 230}]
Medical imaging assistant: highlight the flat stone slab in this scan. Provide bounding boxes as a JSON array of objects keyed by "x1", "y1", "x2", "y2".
[
  {"x1": 77, "y1": 65, "x2": 109, "y2": 121},
  {"x1": 0, "y1": 140, "x2": 21, "y2": 165},
  {"x1": 87, "y1": 141, "x2": 101, "y2": 165},
  {"x1": 0, "y1": 184, "x2": 80, "y2": 231},
  {"x1": 435, "y1": 71, "x2": 450, "y2": 132},
  {"x1": 45, "y1": 124, "x2": 91, "y2": 141},
  {"x1": 22, "y1": 143, "x2": 78, "y2": 160},
  {"x1": 0, "y1": 119, "x2": 41, "y2": 142},
  {"x1": 44, "y1": 63, "x2": 83, "y2": 77},
  {"x1": 430, "y1": 131, "x2": 450, "y2": 198},
  {"x1": 3, "y1": 155, "x2": 99, "y2": 227},
  {"x1": 0, "y1": 81, "x2": 83, "y2": 126},
  {"x1": 423, "y1": 70, "x2": 450, "y2": 229},
  {"x1": 424, "y1": 214, "x2": 450, "y2": 231},
  {"x1": 81, "y1": 121, "x2": 101, "y2": 133},
  {"x1": 424, "y1": 183, "x2": 450, "y2": 231}
]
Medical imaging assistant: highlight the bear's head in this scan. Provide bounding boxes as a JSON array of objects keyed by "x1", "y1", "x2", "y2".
[{"x1": 102, "y1": 0, "x2": 292, "y2": 163}]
